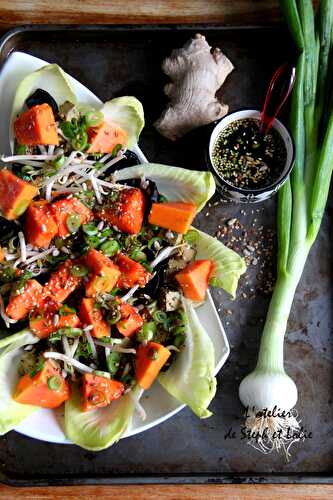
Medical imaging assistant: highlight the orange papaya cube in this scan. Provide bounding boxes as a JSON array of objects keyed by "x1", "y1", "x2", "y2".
[
  {"x1": 0, "y1": 246, "x2": 5, "y2": 262},
  {"x1": 79, "y1": 298, "x2": 110, "y2": 338},
  {"x1": 96, "y1": 187, "x2": 145, "y2": 235},
  {"x1": 148, "y1": 202, "x2": 196, "y2": 234},
  {"x1": 25, "y1": 200, "x2": 58, "y2": 248},
  {"x1": 116, "y1": 303, "x2": 143, "y2": 337},
  {"x1": 86, "y1": 122, "x2": 128, "y2": 154},
  {"x1": 175, "y1": 259, "x2": 214, "y2": 302},
  {"x1": 135, "y1": 341, "x2": 171, "y2": 390},
  {"x1": 51, "y1": 197, "x2": 92, "y2": 238},
  {"x1": 116, "y1": 253, "x2": 150, "y2": 289},
  {"x1": 85, "y1": 249, "x2": 121, "y2": 297},
  {"x1": 85, "y1": 271, "x2": 120, "y2": 297},
  {"x1": 0, "y1": 169, "x2": 39, "y2": 220},
  {"x1": 14, "y1": 103, "x2": 59, "y2": 146},
  {"x1": 44, "y1": 259, "x2": 83, "y2": 303},
  {"x1": 29, "y1": 298, "x2": 80, "y2": 339},
  {"x1": 14, "y1": 360, "x2": 70, "y2": 408},
  {"x1": 82, "y1": 373, "x2": 124, "y2": 411},
  {"x1": 6, "y1": 279, "x2": 44, "y2": 320},
  {"x1": 85, "y1": 248, "x2": 120, "y2": 277}
]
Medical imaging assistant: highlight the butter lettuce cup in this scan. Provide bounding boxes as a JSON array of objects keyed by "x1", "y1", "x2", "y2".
[{"x1": 207, "y1": 109, "x2": 295, "y2": 203}]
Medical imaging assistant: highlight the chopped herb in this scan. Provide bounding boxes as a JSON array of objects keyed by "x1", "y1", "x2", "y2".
[
  {"x1": 57, "y1": 326, "x2": 82, "y2": 338},
  {"x1": 59, "y1": 305, "x2": 76, "y2": 316},
  {"x1": 30, "y1": 358, "x2": 45, "y2": 378},
  {"x1": 17, "y1": 144, "x2": 28, "y2": 154}
]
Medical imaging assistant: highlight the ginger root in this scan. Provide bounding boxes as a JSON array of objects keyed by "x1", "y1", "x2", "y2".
[{"x1": 154, "y1": 33, "x2": 234, "y2": 141}]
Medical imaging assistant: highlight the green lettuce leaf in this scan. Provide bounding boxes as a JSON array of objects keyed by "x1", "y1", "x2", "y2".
[
  {"x1": 10, "y1": 63, "x2": 77, "y2": 151},
  {"x1": 192, "y1": 228, "x2": 246, "y2": 298},
  {"x1": 101, "y1": 96, "x2": 144, "y2": 148},
  {"x1": 158, "y1": 299, "x2": 216, "y2": 418},
  {"x1": 114, "y1": 164, "x2": 216, "y2": 212},
  {"x1": 64, "y1": 384, "x2": 139, "y2": 451},
  {"x1": 0, "y1": 329, "x2": 39, "y2": 435}
]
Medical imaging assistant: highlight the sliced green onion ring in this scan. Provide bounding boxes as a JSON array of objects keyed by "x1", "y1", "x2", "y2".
[
  {"x1": 106, "y1": 352, "x2": 121, "y2": 375},
  {"x1": 147, "y1": 237, "x2": 162, "y2": 250},
  {"x1": 130, "y1": 248, "x2": 147, "y2": 262},
  {"x1": 66, "y1": 214, "x2": 81, "y2": 234},
  {"x1": 137, "y1": 322, "x2": 156, "y2": 342},
  {"x1": 85, "y1": 110, "x2": 104, "y2": 127},
  {"x1": 153, "y1": 310, "x2": 168, "y2": 324},
  {"x1": 100, "y1": 240, "x2": 120, "y2": 257},
  {"x1": 82, "y1": 223, "x2": 98, "y2": 236},
  {"x1": 47, "y1": 375, "x2": 63, "y2": 391},
  {"x1": 71, "y1": 264, "x2": 89, "y2": 277}
]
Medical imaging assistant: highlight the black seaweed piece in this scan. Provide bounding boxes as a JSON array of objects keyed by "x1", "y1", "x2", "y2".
[
  {"x1": 98, "y1": 150, "x2": 141, "y2": 178},
  {"x1": 26, "y1": 89, "x2": 59, "y2": 117},
  {"x1": 0, "y1": 217, "x2": 20, "y2": 244},
  {"x1": 139, "y1": 260, "x2": 169, "y2": 297}
]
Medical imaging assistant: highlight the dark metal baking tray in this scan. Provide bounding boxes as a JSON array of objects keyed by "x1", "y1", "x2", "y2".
[{"x1": 0, "y1": 25, "x2": 332, "y2": 486}]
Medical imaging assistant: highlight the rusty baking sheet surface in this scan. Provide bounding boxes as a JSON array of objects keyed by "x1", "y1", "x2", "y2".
[{"x1": 0, "y1": 25, "x2": 331, "y2": 486}]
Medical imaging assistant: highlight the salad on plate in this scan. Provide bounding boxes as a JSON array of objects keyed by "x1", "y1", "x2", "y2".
[{"x1": 0, "y1": 63, "x2": 245, "y2": 450}]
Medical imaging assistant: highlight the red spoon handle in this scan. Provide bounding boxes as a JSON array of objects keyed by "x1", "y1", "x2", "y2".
[{"x1": 260, "y1": 63, "x2": 296, "y2": 134}]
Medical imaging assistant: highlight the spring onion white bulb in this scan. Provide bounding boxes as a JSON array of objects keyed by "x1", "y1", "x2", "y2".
[{"x1": 238, "y1": 0, "x2": 333, "y2": 460}]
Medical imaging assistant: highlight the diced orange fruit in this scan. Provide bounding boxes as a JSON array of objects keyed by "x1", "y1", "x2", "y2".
[
  {"x1": 87, "y1": 122, "x2": 128, "y2": 154},
  {"x1": 135, "y1": 342, "x2": 171, "y2": 390},
  {"x1": 175, "y1": 259, "x2": 214, "y2": 302},
  {"x1": 116, "y1": 303, "x2": 143, "y2": 337},
  {"x1": 25, "y1": 200, "x2": 58, "y2": 248},
  {"x1": 116, "y1": 253, "x2": 150, "y2": 289},
  {"x1": 0, "y1": 169, "x2": 39, "y2": 220},
  {"x1": 44, "y1": 259, "x2": 83, "y2": 303},
  {"x1": 6, "y1": 279, "x2": 44, "y2": 320},
  {"x1": 85, "y1": 249, "x2": 121, "y2": 297},
  {"x1": 148, "y1": 202, "x2": 196, "y2": 234},
  {"x1": 79, "y1": 298, "x2": 110, "y2": 338},
  {"x1": 96, "y1": 187, "x2": 145, "y2": 235},
  {"x1": 51, "y1": 197, "x2": 92, "y2": 238},
  {"x1": 82, "y1": 373, "x2": 124, "y2": 411},
  {"x1": 14, "y1": 103, "x2": 59, "y2": 146},
  {"x1": 29, "y1": 298, "x2": 80, "y2": 339},
  {"x1": 14, "y1": 360, "x2": 70, "y2": 408}
]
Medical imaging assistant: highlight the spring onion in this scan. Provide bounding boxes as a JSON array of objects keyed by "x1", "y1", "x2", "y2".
[
  {"x1": 85, "y1": 110, "x2": 104, "y2": 127},
  {"x1": 239, "y1": 0, "x2": 333, "y2": 459},
  {"x1": 147, "y1": 237, "x2": 162, "y2": 250},
  {"x1": 153, "y1": 310, "x2": 167, "y2": 324},
  {"x1": 51, "y1": 154, "x2": 65, "y2": 169},
  {"x1": 130, "y1": 247, "x2": 147, "y2": 262},
  {"x1": 47, "y1": 375, "x2": 63, "y2": 391},
  {"x1": 137, "y1": 322, "x2": 156, "y2": 342},
  {"x1": 106, "y1": 308, "x2": 122, "y2": 325},
  {"x1": 71, "y1": 264, "x2": 89, "y2": 277},
  {"x1": 66, "y1": 214, "x2": 81, "y2": 234},
  {"x1": 106, "y1": 352, "x2": 121, "y2": 375},
  {"x1": 100, "y1": 240, "x2": 120, "y2": 257}
]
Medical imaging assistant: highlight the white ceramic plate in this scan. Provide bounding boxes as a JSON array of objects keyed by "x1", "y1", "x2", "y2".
[{"x1": 0, "y1": 51, "x2": 230, "y2": 444}]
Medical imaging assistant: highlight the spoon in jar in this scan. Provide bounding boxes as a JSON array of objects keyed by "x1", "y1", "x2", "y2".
[{"x1": 259, "y1": 62, "x2": 296, "y2": 135}]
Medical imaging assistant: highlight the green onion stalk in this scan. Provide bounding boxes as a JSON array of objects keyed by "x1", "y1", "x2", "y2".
[{"x1": 239, "y1": 0, "x2": 333, "y2": 459}]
